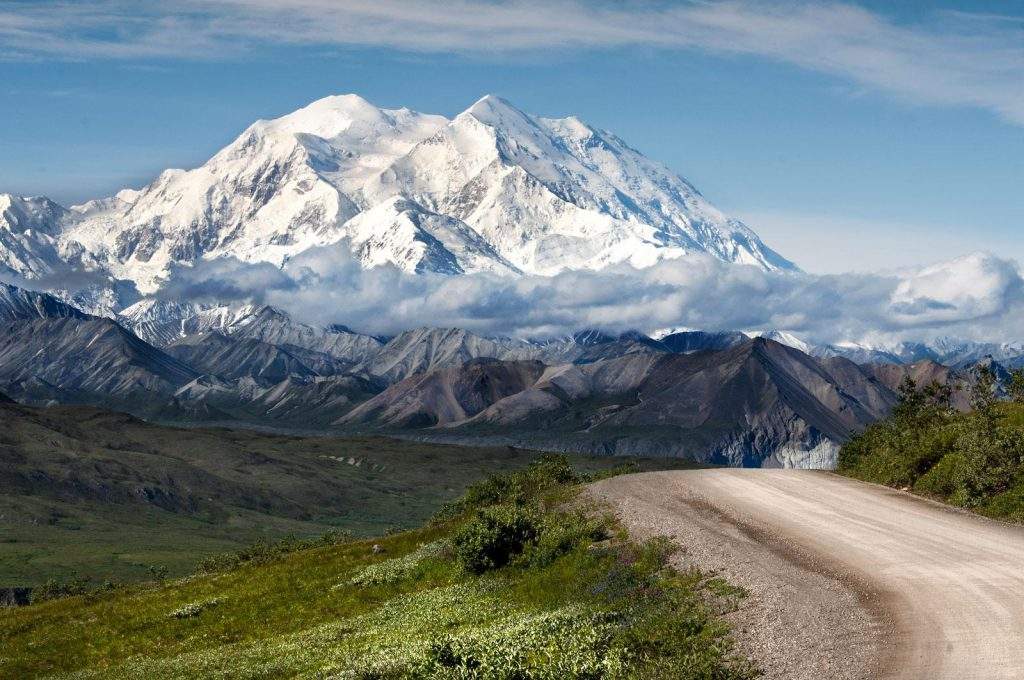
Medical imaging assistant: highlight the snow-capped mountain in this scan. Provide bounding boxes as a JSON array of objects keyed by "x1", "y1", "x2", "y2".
[
  {"x1": 745, "y1": 330, "x2": 813, "y2": 354},
  {"x1": 0, "y1": 93, "x2": 796, "y2": 302},
  {"x1": 743, "y1": 329, "x2": 1024, "y2": 369}
]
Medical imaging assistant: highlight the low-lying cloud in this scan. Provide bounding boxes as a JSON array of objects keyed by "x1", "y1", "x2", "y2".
[{"x1": 156, "y1": 246, "x2": 1024, "y2": 345}]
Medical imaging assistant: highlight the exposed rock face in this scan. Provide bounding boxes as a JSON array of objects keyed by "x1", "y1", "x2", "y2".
[
  {"x1": 0, "y1": 281, "x2": 1003, "y2": 466},
  {"x1": 0, "y1": 317, "x2": 197, "y2": 406}
]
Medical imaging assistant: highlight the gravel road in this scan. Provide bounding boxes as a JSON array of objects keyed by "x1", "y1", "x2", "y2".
[{"x1": 589, "y1": 469, "x2": 1024, "y2": 680}]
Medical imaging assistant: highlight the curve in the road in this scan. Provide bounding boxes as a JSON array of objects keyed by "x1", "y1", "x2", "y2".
[{"x1": 590, "y1": 470, "x2": 1024, "y2": 680}]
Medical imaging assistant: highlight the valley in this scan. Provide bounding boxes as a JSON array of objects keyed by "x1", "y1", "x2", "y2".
[{"x1": 0, "y1": 400, "x2": 693, "y2": 586}]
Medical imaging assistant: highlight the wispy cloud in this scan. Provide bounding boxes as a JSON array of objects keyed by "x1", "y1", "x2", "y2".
[{"x1": 2, "y1": 1, "x2": 1022, "y2": 124}]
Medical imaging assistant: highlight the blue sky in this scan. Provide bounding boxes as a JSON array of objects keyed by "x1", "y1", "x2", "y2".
[{"x1": 1, "y1": 0, "x2": 1021, "y2": 274}]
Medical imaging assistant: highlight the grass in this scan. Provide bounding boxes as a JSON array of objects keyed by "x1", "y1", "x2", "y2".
[
  {"x1": 0, "y1": 456, "x2": 756, "y2": 679},
  {"x1": 0, "y1": 401, "x2": 697, "y2": 586},
  {"x1": 838, "y1": 376, "x2": 1024, "y2": 522}
]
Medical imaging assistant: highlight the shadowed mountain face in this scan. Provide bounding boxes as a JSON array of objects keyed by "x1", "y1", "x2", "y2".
[
  {"x1": 166, "y1": 332, "x2": 318, "y2": 385},
  {"x1": 0, "y1": 317, "x2": 198, "y2": 409},
  {"x1": 341, "y1": 358, "x2": 548, "y2": 428},
  {"x1": 659, "y1": 330, "x2": 748, "y2": 353}
]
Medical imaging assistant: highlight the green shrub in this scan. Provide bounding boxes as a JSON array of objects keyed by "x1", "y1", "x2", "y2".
[
  {"x1": 413, "y1": 606, "x2": 627, "y2": 678},
  {"x1": 30, "y1": 576, "x2": 92, "y2": 604},
  {"x1": 452, "y1": 505, "x2": 541, "y2": 574},
  {"x1": 914, "y1": 453, "x2": 974, "y2": 502},
  {"x1": 839, "y1": 383, "x2": 1024, "y2": 521},
  {"x1": 980, "y1": 481, "x2": 1024, "y2": 522},
  {"x1": 168, "y1": 597, "x2": 223, "y2": 619},
  {"x1": 524, "y1": 510, "x2": 609, "y2": 568},
  {"x1": 433, "y1": 453, "x2": 579, "y2": 522},
  {"x1": 28, "y1": 574, "x2": 124, "y2": 604},
  {"x1": 346, "y1": 540, "x2": 448, "y2": 587}
]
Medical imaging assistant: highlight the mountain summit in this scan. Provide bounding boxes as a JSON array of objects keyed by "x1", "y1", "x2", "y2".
[{"x1": 0, "y1": 93, "x2": 796, "y2": 300}]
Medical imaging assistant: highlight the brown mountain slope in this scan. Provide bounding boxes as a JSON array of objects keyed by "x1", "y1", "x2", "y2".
[{"x1": 340, "y1": 339, "x2": 897, "y2": 467}]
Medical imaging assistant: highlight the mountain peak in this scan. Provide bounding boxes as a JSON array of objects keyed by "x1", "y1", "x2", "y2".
[
  {"x1": 6, "y1": 92, "x2": 797, "y2": 303},
  {"x1": 461, "y1": 94, "x2": 531, "y2": 127}
]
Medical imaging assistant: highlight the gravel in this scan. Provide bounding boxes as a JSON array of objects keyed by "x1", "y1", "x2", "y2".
[{"x1": 589, "y1": 469, "x2": 1024, "y2": 679}]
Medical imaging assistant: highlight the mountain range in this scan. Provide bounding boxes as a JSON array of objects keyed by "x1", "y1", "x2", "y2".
[
  {"x1": 0, "y1": 279, "x2": 1003, "y2": 468},
  {"x1": 1, "y1": 92, "x2": 1018, "y2": 468},
  {"x1": 0, "y1": 93, "x2": 795, "y2": 317}
]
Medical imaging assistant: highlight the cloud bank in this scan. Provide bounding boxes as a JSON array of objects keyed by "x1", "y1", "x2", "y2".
[
  {"x1": 154, "y1": 247, "x2": 1024, "y2": 344},
  {"x1": 2, "y1": 1, "x2": 1022, "y2": 125}
]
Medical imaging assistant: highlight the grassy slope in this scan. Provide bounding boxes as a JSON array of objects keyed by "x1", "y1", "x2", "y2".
[
  {"x1": 0, "y1": 461, "x2": 756, "y2": 679},
  {"x1": 0, "y1": 403, "x2": 698, "y2": 586},
  {"x1": 838, "y1": 399, "x2": 1024, "y2": 522}
]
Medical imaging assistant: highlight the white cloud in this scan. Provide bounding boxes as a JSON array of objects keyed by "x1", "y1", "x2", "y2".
[
  {"x1": 154, "y1": 245, "x2": 1024, "y2": 344},
  {"x1": 2, "y1": 1, "x2": 1022, "y2": 124}
]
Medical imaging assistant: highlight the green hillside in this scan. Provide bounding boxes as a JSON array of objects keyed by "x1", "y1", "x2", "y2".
[
  {"x1": 0, "y1": 457, "x2": 756, "y2": 679},
  {"x1": 0, "y1": 403, "x2": 696, "y2": 586}
]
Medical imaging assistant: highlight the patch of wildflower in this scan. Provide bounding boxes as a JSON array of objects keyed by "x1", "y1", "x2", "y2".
[
  {"x1": 410, "y1": 605, "x2": 631, "y2": 679},
  {"x1": 167, "y1": 598, "x2": 223, "y2": 620},
  {"x1": 343, "y1": 540, "x2": 448, "y2": 588}
]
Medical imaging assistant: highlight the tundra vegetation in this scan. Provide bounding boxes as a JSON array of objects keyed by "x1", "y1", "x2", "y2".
[
  {"x1": 0, "y1": 455, "x2": 757, "y2": 679},
  {"x1": 839, "y1": 368, "x2": 1024, "y2": 521}
]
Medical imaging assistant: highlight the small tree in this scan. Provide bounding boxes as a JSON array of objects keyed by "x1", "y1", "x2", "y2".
[
  {"x1": 892, "y1": 376, "x2": 924, "y2": 425},
  {"x1": 1008, "y1": 369, "x2": 1024, "y2": 404},
  {"x1": 971, "y1": 366, "x2": 999, "y2": 435},
  {"x1": 971, "y1": 366, "x2": 998, "y2": 410}
]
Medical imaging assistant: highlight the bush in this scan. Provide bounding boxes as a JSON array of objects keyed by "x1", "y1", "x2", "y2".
[
  {"x1": 168, "y1": 598, "x2": 223, "y2": 620},
  {"x1": 452, "y1": 505, "x2": 540, "y2": 574},
  {"x1": 29, "y1": 575, "x2": 121, "y2": 604},
  {"x1": 839, "y1": 380, "x2": 1024, "y2": 521},
  {"x1": 433, "y1": 454, "x2": 579, "y2": 522},
  {"x1": 413, "y1": 607, "x2": 627, "y2": 678},
  {"x1": 30, "y1": 576, "x2": 92, "y2": 604},
  {"x1": 524, "y1": 510, "x2": 609, "y2": 568}
]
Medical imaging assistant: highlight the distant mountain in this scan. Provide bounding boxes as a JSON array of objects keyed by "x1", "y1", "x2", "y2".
[
  {"x1": 0, "y1": 279, "x2": 1013, "y2": 466},
  {"x1": 120, "y1": 300, "x2": 385, "y2": 366},
  {"x1": 742, "y1": 330, "x2": 1024, "y2": 371},
  {"x1": 165, "y1": 331, "x2": 319, "y2": 385},
  {"x1": 0, "y1": 282, "x2": 88, "y2": 321},
  {"x1": 659, "y1": 330, "x2": 748, "y2": 353},
  {"x1": 0, "y1": 93, "x2": 795, "y2": 308},
  {"x1": 342, "y1": 338, "x2": 899, "y2": 468},
  {"x1": 342, "y1": 358, "x2": 547, "y2": 429},
  {"x1": 0, "y1": 317, "x2": 198, "y2": 408}
]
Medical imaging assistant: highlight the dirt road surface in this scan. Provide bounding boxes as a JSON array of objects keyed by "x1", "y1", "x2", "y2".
[{"x1": 590, "y1": 470, "x2": 1024, "y2": 680}]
